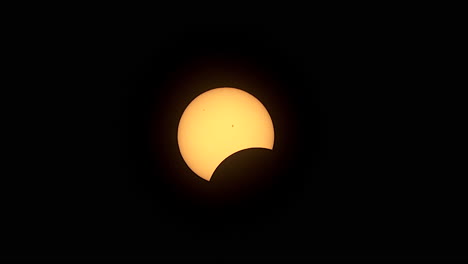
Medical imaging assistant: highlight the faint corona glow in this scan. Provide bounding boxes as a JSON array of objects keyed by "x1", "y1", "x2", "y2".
[{"x1": 177, "y1": 87, "x2": 274, "y2": 181}]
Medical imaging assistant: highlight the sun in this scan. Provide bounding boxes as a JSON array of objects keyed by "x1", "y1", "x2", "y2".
[{"x1": 177, "y1": 87, "x2": 274, "y2": 181}]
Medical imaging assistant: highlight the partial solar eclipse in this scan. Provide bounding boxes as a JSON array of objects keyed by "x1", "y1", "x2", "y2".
[{"x1": 177, "y1": 87, "x2": 274, "y2": 181}]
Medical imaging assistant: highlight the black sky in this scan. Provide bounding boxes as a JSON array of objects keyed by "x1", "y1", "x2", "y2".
[{"x1": 3, "y1": 8, "x2": 466, "y2": 261}]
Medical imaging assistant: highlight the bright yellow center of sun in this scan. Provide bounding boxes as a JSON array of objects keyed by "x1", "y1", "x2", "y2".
[{"x1": 177, "y1": 87, "x2": 274, "y2": 181}]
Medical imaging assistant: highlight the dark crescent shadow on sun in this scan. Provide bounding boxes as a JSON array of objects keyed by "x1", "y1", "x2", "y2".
[{"x1": 210, "y1": 147, "x2": 278, "y2": 197}]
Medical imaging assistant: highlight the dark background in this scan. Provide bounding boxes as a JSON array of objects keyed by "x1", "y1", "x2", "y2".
[{"x1": 4, "y1": 7, "x2": 466, "y2": 261}]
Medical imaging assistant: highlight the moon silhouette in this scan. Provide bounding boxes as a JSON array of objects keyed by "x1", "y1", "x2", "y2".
[{"x1": 177, "y1": 87, "x2": 275, "y2": 181}]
